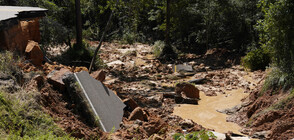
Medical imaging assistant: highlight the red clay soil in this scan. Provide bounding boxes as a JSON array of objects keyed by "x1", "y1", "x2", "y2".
[
  {"x1": 27, "y1": 77, "x2": 102, "y2": 139},
  {"x1": 230, "y1": 88, "x2": 294, "y2": 139}
]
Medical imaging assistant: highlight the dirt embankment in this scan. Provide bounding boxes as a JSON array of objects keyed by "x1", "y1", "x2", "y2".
[{"x1": 228, "y1": 86, "x2": 294, "y2": 139}]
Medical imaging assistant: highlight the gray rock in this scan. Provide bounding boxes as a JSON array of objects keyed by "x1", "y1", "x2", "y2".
[
  {"x1": 251, "y1": 131, "x2": 270, "y2": 139},
  {"x1": 217, "y1": 104, "x2": 242, "y2": 115}
]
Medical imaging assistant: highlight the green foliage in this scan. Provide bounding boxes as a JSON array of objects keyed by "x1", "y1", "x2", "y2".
[
  {"x1": 0, "y1": 91, "x2": 73, "y2": 139},
  {"x1": 2, "y1": 0, "x2": 260, "y2": 55},
  {"x1": 241, "y1": 47, "x2": 271, "y2": 71},
  {"x1": 40, "y1": 17, "x2": 71, "y2": 46},
  {"x1": 152, "y1": 40, "x2": 165, "y2": 58},
  {"x1": 256, "y1": 0, "x2": 294, "y2": 74},
  {"x1": 16, "y1": 0, "x2": 75, "y2": 46},
  {"x1": 262, "y1": 67, "x2": 294, "y2": 92},
  {"x1": 61, "y1": 40, "x2": 105, "y2": 69},
  {"x1": 173, "y1": 130, "x2": 217, "y2": 140},
  {"x1": 0, "y1": 51, "x2": 22, "y2": 76},
  {"x1": 122, "y1": 31, "x2": 137, "y2": 44}
]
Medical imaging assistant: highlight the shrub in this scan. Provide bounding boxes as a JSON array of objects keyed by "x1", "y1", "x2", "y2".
[
  {"x1": 153, "y1": 40, "x2": 165, "y2": 58},
  {"x1": 0, "y1": 90, "x2": 73, "y2": 139},
  {"x1": 262, "y1": 67, "x2": 294, "y2": 93},
  {"x1": 0, "y1": 51, "x2": 22, "y2": 76},
  {"x1": 122, "y1": 31, "x2": 137, "y2": 45},
  {"x1": 241, "y1": 47, "x2": 271, "y2": 71},
  {"x1": 60, "y1": 40, "x2": 105, "y2": 70},
  {"x1": 173, "y1": 130, "x2": 217, "y2": 140}
]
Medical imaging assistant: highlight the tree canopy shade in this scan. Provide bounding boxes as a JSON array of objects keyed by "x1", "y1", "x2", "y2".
[
  {"x1": 257, "y1": 0, "x2": 294, "y2": 74},
  {"x1": 0, "y1": 0, "x2": 260, "y2": 54},
  {"x1": 75, "y1": 0, "x2": 83, "y2": 47}
]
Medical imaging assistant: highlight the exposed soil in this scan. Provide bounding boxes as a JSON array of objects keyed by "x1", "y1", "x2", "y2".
[
  {"x1": 15, "y1": 42, "x2": 294, "y2": 139},
  {"x1": 25, "y1": 71, "x2": 102, "y2": 139},
  {"x1": 228, "y1": 88, "x2": 294, "y2": 139}
]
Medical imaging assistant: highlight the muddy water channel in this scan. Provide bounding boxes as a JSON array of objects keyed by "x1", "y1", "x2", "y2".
[
  {"x1": 172, "y1": 69, "x2": 263, "y2": 134},
  {"x1": 173, "y1": 89, "x2": 247, "y2": 134}
]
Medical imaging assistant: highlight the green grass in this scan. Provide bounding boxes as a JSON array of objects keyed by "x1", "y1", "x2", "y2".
[
  {"x1": 152, "y1": 40, "x2": 165, "y2": 58},
  {"x1": 173, "y1": 129, "x2": 217, "y2": 140},
  {"x1": 0, "y1": 51, "x2": 22, "y2": 76},
  {"x1": 0, "y1": 90, "x2": 74, "y2": 140},
  {"x1": 261, "y1": 67, "x2": 294, "y2": 94}
]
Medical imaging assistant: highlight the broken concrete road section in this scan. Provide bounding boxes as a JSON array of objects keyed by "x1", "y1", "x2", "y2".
[{"x1": 63, "y1": 71, "x2": 125, "y2": 132}]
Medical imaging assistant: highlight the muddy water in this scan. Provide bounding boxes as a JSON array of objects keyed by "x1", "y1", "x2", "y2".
[{"x1": 173, "y1": 89, "x2": 248, "y2": 134}]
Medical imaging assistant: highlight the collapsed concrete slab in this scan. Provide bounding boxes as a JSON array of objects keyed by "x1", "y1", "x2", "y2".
[
  {"x1": 63, "y1": 71, "x2": 125, "y2": 132},
  {"x1": 172, "y1": 64, "x2": 193, "y2": 73}
]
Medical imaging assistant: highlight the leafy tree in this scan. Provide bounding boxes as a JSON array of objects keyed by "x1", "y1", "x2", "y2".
[{"x1": 257, "y1": 0, "x2": 294, "y2": 74}]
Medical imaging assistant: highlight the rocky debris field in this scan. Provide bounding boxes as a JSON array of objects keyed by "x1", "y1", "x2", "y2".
[{"x1": 6, "y1": 42, "x2": 292, "y2": 139}]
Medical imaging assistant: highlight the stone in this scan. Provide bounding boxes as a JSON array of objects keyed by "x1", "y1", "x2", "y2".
[
  {"x1": 90, "y1": 70, "x2": 106, "y2": 82},
  {"x1": 47, "y1": 68, "x2": 72, "y2": 91},
  {"x1": 175, "y1": 82, "x2": 200, "y2": 99},
  {"x1": 174, "y1": 96, "x2": 198, "y2": 105},
  {"x1": 25, "y1": 40, "x2": 43, "y2": 66},
  {"x1": 217, "y1": 104, "x2": 242, "y2": 115},
  {"x1": 205, "y1": 91, "x2": 217, "y2": 96},
  {"x1": 123, "y1": 98, "x2": 139, "y2": 111},
  {"x1": 189, "y1": 78, "x2": 209, "y2": 85},
  {"x1": 179, "y1": 119, "x2": 194, "y2": 129},
  {"x1": 146, "y1": 94, "x2": 163, "y2": 107},
  {"x1": 129, "y1": 107, "x2": 148, "y2": 121},
  {"x1": 143, "y1": 118, "x2": 166, "y2": 136},
  {"x1": 251, "y1": 131, "x2": 270, "y2": 139}
]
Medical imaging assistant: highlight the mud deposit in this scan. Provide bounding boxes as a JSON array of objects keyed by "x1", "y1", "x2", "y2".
[
  {"x1": 19, "y1": 42, "x2": 274, "y2": 139},
  {"x1": 173, "y1": 90, "x2": 247, "y2": 134}
]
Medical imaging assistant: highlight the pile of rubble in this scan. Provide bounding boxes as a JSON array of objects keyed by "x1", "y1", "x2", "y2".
[{"x1": 13, "y1": 41, "x2": 269, "y2": 139}]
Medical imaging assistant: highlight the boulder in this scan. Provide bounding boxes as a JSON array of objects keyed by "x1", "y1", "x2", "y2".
[
  {"x1": 143, "y1": 118, "x2": 166, "y2": 136},
  {"x1": 90, "y1": 70, "x2": 106, "y2": 82},
  {"x1": 25, "y1": 40, "x2": 43, "y2": 66},
  {"x1": 175, "y1": 82, "x2": 200, "y2": 99},
  {"x1": 123, "y1": 98, "x2": 139, "y2": 111},
  {"x1": 129, "y1": 107, "x2": 148, "y2": 121},
  {"x1": 47, "y1": 68, "x2": 72, "y2": 91},
  {"x1": 146, "y1": 94, "x2": 163, "y2": 107}
]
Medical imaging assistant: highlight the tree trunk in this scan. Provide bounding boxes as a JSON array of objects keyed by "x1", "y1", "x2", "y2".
[
  {"x1": 165, "y1": 0, "x2": 171, "y2": 47},
  {"x1": 75, "y1": 0, "x2": 82, "y2": 47},
  {"x1": 160, "y1": 0, "x2": 176, "y2": 60}
]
